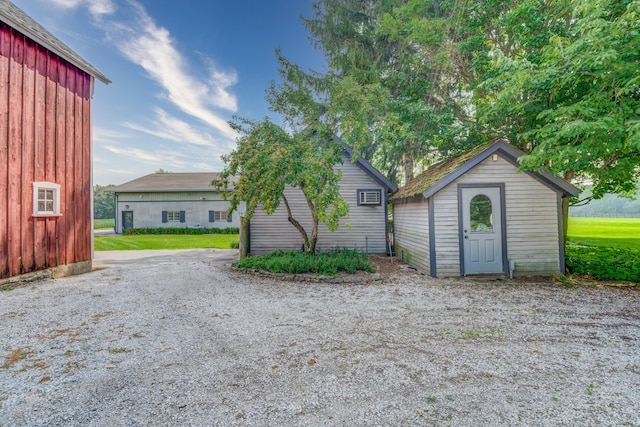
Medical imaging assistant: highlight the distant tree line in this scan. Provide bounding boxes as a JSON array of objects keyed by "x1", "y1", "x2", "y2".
[{"x1": 94, "y1": 185, "x2": 115, "y2": 220}]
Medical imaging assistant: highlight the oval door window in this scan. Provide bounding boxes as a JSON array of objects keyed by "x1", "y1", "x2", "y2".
[{"x1": 470, "y1": 194, "x2": 493, "y2": 232}]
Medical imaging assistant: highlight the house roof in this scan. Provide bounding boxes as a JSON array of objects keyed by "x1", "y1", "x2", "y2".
[
  {"x1": 390, "y1": 139, "x2": 580, "y2": 202},
  {"x1": 109, "y1": 173, "x2": 226, "y2": 193},
  {"x1": 0, "y1": 0, "x2": 110, "y2": 85}
]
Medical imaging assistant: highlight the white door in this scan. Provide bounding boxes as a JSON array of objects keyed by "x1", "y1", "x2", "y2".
[{"x1": 461, "y1": 186, "x2": 504, "y2": 274}]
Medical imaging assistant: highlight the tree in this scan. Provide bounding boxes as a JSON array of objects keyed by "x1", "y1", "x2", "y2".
[
  {"x1": 479, "y1": 0, "x2": 640, "y2": 237},
  {"x1": 93, "y1": 185, "x2": 115, "y2": 219},
  {"x1": 304, "y1": 0, "x2": 489, "y2": 185},
  {"x1": 215, "y1": 54, "x2": 349, "y2": 254}
]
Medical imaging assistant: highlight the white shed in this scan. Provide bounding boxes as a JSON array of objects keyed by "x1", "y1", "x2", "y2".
[
  {"x1": 391, "y1": 140, "x2": 579, "y2": 277},
  {"x1": 248, "y1": 147, "x2": 397, "y2": 255}
]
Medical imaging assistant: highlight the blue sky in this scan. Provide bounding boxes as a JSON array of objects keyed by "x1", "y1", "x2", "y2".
[{"x1": 13, "y1": 0, "x2": 326, "y2": 185}]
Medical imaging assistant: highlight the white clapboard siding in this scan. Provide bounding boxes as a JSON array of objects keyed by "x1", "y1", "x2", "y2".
[
  {"x1": 249, "y1": 155, "x2": 388, "y2": 254},
  {"x1": 432, "y1": 155, "x2": 560, "y2": 277},
  {"x1": 114, "y1": 191, "x2": 239, "y2": 231},
  {"x1": 393, "y1": 198, "x2": 430, "y2": 273}
]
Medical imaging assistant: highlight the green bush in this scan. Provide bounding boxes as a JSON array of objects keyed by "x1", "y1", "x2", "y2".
[
  {"x1": 566, "y1": 244, "x2": 640, "y2": 282},
  {"x1": 123, "y1": 227, "x2": 239, "y2": 235},
  {"x1": 235, "y1": 248, "x2": 375, "y2": 275}
]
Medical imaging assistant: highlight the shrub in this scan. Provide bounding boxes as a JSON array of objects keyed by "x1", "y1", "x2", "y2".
[
  {"x1": 235, "y1": 248, "x2": 374, "y2": 275},
  {"x1": 123, "y1": 227, "x2": 239, "y2": 235},
  {"x1": 566, "y1": 244, "x2": 640, "y2": 282}
]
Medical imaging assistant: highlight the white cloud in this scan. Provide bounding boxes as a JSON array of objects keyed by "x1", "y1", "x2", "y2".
[
  {"x1": 111, "y1": 1, "x2": 239, "y2": 140},
  {"x1": 49, "y1": 0, "x2": 116, "y2": 18},
  {"x1": 124, "y1": 108, "x2": 225, "y2": 149}
]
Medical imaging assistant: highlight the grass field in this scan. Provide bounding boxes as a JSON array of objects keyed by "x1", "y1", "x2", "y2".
[
  {"x1": 94, "y1": 219, "x2": 115, "y2": 229},
  {"x1": 94, "y1": 234, "x2": 238, "y2": 251},
  {"x1": 567, "y1": 217, "x2": 640, "y2": 249}
]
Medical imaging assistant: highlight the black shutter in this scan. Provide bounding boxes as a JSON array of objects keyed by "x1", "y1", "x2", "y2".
[
  {"x1": 162, "y1": 211, "x2": 168, "y2": 223},
  {"x1": 227, "y1": 212, "x2": 232, "y2": 222},
  {"x1": 209, "y1": 210, "x2": 215, "y2": 222},
  {"x1": 180, "y1": 211, "x2": 186, "y2": 223}
]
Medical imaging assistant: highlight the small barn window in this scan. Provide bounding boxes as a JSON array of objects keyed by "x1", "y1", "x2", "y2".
[
  {"x1": 215, "y1": 211, "x2": 227, "y2": 221},
  {"x1": 32, "y1": 182, "x2": 61, "y2": 217},
  {"x1": 357, "y1": 189, "x2": 381, "y2": 206}
]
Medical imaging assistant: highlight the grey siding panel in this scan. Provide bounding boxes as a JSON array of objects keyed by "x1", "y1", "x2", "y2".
[
  {"x1": 249, "y1": 157, "x2": 388, "y2": 254},
  {"x1": 393, "y1": 199, "x2": 430, "y2": 273},
  {"x1": 433, "y1": 156, "x2": 561, "y2": 277},
  {"x1": 114, "y1": 191, "x2": 239, "y2": 232}
]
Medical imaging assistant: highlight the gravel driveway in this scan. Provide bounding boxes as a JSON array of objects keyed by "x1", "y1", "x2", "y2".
[{"x1": 1, "y1": 249, "x2": 639, "y2": 426}]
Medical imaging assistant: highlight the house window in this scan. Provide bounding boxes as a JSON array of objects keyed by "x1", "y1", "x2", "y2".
[
  {"x1": 32, "y1": 182, "x2": 61, "y2": 217},
  {"x1": 167, "y1": 211, "x2": 181, "y2": 222},
  {"x1": 209, "y1": 210, "x2": 233, "y2": 222},
  {"x1": 357, "y1": 189, "x2": 381, "y2": 206},
  {"x1": 162, "y1": 210, "x2": 185, "y2": 223}
]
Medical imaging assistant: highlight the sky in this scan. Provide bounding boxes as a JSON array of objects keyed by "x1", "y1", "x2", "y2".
[{"x1": 12, "y1": 0, "x2": 327, "y2": 185}]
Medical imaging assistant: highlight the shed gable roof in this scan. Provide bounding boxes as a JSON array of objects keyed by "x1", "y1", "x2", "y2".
[
  {"x1": 391, "y1": 139, "x2": 579, "y2": 202},
  {"x1": 109, "y1": 173, "x2": 225, "y2": 193},
  {"x1": 0, "y1": 1, "x2": 110, "y2": 84}
]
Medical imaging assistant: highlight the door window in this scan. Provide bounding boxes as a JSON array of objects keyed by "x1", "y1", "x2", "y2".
[{"x1": 470, "y1": 194, "x2": 493, "y2": 232}]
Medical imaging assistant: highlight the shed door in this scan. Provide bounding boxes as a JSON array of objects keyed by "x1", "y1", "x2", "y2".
[{"x1": 460, "y1": 186, "x2": 504, "y2": 274}]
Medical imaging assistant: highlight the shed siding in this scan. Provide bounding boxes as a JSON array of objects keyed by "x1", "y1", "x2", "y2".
[
  {"x1": 114, "y1": 191, "x2": 239, "y2": 231},
  {"x1": 1, "y1": 24, "x2": 93, "y2": 279},
  {"x1": 433, "y1": 155, "x2": 560, "y2": 277},
  {"x1": 393, "y1": 198, "x2": 430, "y2": 273},
  {"x1": 249, "y1": 156, "x2": 388, "y2": 254}
]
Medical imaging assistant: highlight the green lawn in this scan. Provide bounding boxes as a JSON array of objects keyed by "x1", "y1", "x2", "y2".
[
  {"x1": 95, "y1": 234, "x2": 238, "y2": 251},
  {"x1": 567, "y1": 217, "x2": 640, "y2": 249},
  {"x1": 94, "y1": 218, "x2": 115, "y2": 230}
]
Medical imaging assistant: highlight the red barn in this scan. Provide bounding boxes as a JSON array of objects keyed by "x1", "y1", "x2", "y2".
[{"x1": 0, "y1": 1, "x2": 109, "y2": 280}]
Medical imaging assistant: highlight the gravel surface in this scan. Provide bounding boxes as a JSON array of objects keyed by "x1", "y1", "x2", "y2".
[{"x1": 1, "y1": 249, "x2": 639, "y2": 426}]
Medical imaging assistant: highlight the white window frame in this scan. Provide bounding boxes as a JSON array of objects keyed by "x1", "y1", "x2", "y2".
[
  {"x1": 358, "y1": 189, "x2": 381, "y2": 206},
  {"x1": 166, "y1": 211, "x2": 181, "y2": 222},
  {"x1": 215, "y1": 211, "x2": 227, "y2": 221},
  {"x1": 32, "y1": 182, "x2": 61, "y2": 217}
]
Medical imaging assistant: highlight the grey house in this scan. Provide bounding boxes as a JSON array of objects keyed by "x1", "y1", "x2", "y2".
[
  {"x1": 109, "y1": 173, "x2": 238, "y2": 233},
  {"x1": 391, "y1": 139, "x2": 580, "y2": 277},
  {"x1": 248, "y1": 147, "x2": 397, "y2": 254}
]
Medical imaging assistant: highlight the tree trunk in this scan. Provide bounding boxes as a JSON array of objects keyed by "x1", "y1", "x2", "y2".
[
  {"x1": 403, "y1": 142, "x2": 414, "y2": 184},
  {"x1": 239, "y1": 216, "x2": 249, "y2": 259},
  {"x1": 306, "y1": 195, "x2": 319, "y2": 255},
  {"x1": 561, "y1": 169, "x2": 575, "y2": 248},
  {"x1": 282, "y1": 194, "x2": 310, "y2": 251}
]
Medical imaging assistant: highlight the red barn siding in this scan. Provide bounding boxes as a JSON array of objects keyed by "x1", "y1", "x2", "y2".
[{"x1": 0, "y1": 23, "x2": 93, "y2": 279}]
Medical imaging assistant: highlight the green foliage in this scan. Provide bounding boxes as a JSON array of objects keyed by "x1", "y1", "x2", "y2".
[
  {"x1": 94, "y1": 234, "x2": 238, "y2": 251},
  {"x1": 566, "y1": 245, "x2": 640, "y2": 282},
  {"x1": 234, "y1": 248, "x2": 374, "y2": 275},
  {"x1": 482, "y1": 0, "x2": 640, "y2": 198},
  {"x1": 123, "y1": 227, "x2": 239, "y2": 235},
  {"x1": 215, "y1": 52, "x2": 350, "y2": 254},
  {"x1": 93, "y1": 185, "x2": 115, "y2": 220},
  {"x1": 94, "y1": 219, "x2": 115, "y2": 230}
]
